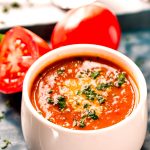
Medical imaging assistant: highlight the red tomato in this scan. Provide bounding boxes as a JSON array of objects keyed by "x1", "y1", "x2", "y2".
[
  {"x1": 51, "y1": 2, "x2": 121, "y2": 50},
  {"x1": 25, "y1": 29, "x2": 51, "y2": 55},
  {"x1": 0, "y1": 27, "x2": 51, "y2": 94}
]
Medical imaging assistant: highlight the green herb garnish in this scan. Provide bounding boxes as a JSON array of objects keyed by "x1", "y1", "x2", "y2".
[
  {"x1": 79, "y1": 116, "x2": 86, "y2": 128},
  {"x1": 57, "y1": 68, "x2": 65, "y2": 75},
  {"x1": 82, "y1": 85, "x2": 96, "y2": 100},
  {"x1": 96, "y1": 95, "x2": 105, "y2": 104},
  {"x1": 48, "y1": 118, "x2": 53, "y2": 122},
  {"x1": 1, "y1": 139, "x2": 11, "y2": 149},
  {"x1": 88, "y1": 110, "x2": 99, "y2": 120},
  {"x1": 77, "y1": 74, "x2": 83, "y2": 78},
  {"x1": 117, "y1": 72, "x2": 126, "y2": 87},
  {"x1": 96, "y1": 82, "x2": 112, "y2": 91},
  {"x1": 84, "y1": 69, "x2": 90, "y2": 75},
  {"x1": 38, "y1": 111, "x2": 42, "y2": 115},
  {"x1": 47, "y1": 97, "x2": 54, "y2": 104},
  {"x1": 77, "y1": 70, "x2": 90, "y2": 78},
  {"x1": 87, "y1": 94, "x2": 95, "y2": 100},
  {"x1": 48, "y1": 89, "x2": 53, "y2": 94},
  {"x1": 57, "y1": 96, "x2": 66, "y2": 109},
  {"x1": 76, "y1": 90, "x2": 81, "y2": 95},
  {"x1": 77, "y1": 71, "x2": 84, "y2": 78},
  {"x1": 90, "y1": 71, "x2": 100, "y2": 79},
  {"x1": 79, "y1": 120, "x2": 86, "y2": 128},
  {"x1": 83, "y1": 103, "x2": 90, "y2": 109}
]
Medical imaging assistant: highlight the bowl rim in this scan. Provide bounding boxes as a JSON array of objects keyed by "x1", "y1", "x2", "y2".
[{"x1": 22, "y1": 44, "x2": 147, "y2": 134}]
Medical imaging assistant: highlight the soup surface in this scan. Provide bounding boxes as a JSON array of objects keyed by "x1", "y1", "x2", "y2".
[{"x1": 31, "y1": 57, "x2": 138, "y2": 130}]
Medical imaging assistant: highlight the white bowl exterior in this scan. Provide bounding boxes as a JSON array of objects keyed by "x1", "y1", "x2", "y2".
[{"x1": 21, "y1": 44, "x2": 147, "y2": 150}]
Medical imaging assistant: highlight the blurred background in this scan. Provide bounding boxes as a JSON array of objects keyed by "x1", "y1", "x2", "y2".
[{"x1": 1, "y1": 0, "x2": 150, "y2": 32}]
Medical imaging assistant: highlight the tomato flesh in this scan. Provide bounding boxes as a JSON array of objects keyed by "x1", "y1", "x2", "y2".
[
  {"x1": 0, "y1": 27, "x2": 39, "y2": 94},
  {"x1": 25, "y1": 29, "x2": 51, "y2": 56}
]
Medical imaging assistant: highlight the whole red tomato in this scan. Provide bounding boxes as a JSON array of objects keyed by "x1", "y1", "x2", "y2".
[
  {"x1": 51, "y1": 2, "x2": 121, "y2": 50},
  {"x1": 0, "y1": 26, "x2": 51, "y2": 94}
]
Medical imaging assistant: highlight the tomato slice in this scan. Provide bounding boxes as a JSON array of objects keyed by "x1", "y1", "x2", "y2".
[
  {"x1": 0, "y1": 27, "x2": 39, "y2": 94},
  {"x1": 25, "y1": 29, "x2": 51, "y2": 55}
]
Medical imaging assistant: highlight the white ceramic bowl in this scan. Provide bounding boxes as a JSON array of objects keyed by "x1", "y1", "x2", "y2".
[{"x1": 21, "y1": 44, "x2": 147, "y2": 150}]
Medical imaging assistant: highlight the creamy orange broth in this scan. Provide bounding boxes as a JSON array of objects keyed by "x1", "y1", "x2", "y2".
[{"x1": 30, "y1": 57, "x2": 138, "y2": 130}]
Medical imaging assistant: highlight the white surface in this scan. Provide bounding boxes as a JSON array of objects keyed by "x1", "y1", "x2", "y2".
[
  {"x1": 21, "y1": 44, "x2": 147, "y2": 150},
  {"x1": 0, "y1": 0, "x2": 64, "y2": 29},
  {"x1": 0, "y1": 0, "x2": 150, "y2": 29},
  {"x1": 100, "y1": 0, "x2": 150, "y2": 14},
  {"x1": 53, "y1": 0, "x2": 150, "y2": 14}
]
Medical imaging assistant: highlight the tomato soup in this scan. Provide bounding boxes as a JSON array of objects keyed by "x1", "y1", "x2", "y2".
[{"x1": 30, "y1": 57, "x2": 138, "y2": 130}]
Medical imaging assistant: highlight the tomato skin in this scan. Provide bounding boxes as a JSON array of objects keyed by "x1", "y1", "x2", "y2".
[
  {"x1": 25, "y1": 29, "x2": 51, "y2": 55},
  {"x1": 0, "y1": 27, "x2": 51, "y2": 94},
  {"x1": 51, "y1": 2, "x2": 121, "y2": 50}
]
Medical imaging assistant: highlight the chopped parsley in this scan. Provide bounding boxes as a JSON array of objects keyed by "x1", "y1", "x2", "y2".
[
  {"x1": 78, "y1": 110, "x2": 99, "y2": 128},
  {"x1": 88, "y1": 110, "x2": 99, "y2": 120},
  {"x1": 90, "y1": 71, "x2": 100, "y2": 79},
  {"x1": 84, "y1": 69, "x2": 90, "y2": 75},
  {"x1": 76, "y1": 90, "x2": 81, "y2": 95},
  {"x1": 57, "y1": 68, "x2": 65, "y2": 75},
  {"x1": 79, "y1": 120, "x2": 86, "y2": 128},
  {"x1": 48, "y1": 89, "x2": 53, "y2": 94},
  {"x1": 82, "y1": 85, "x2": 107, "y2": 104},
  {"x1": 1, "y1": 139, "x2": 11, "y2": 149},
  {"x1": 117, "y1": 72, "x2": 126, "y2": 87},
  {"x1": 57, "y1": 96, "x2": 66, "y2": 110},
  {"x1": 87, "y1": 94, "x2": 95, "y2": 100},
  {"x1": 77, "y1": 74, "x2": 82, "y2": 78},
  {"x1": 48, "y1": 118, "x2": 53, "y2": 122},
  {"x1": 96, "y1": 95, "x2": 106, "y2": 104},
  {"x1": 82, "y1": 85, "x2": 96, "y2": 100},
  {"x1": 47, "y1": 97, "x2": 54, "y2": 104},
  {"x1": 77, "y1": 71, "x2": 85, "y2": 78},
  {"x1": 38, "y1": 111, "x2": 42, "y2": 115},
  {"x1": 83, "y1": 103, "x2": 90, "y2": 109},
  {"x1": 96, "y1": 82, "x2": 113, "y2": 91},
  {"x1": 79, "y1": 116, "x2": 86, "y2": 128}
]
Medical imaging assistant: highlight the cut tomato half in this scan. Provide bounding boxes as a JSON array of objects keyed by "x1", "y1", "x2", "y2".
[
  {"x1": 0, "y1": 27, "x2": 40, "y2": 94},
  {"x1": 25, "y1": 29, "x2": 51, "y2": 55}
]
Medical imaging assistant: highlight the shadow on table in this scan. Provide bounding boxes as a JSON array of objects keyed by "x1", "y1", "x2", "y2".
[{"x1": 0, "y1": 92, "x2": 22, "y2": 113}]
